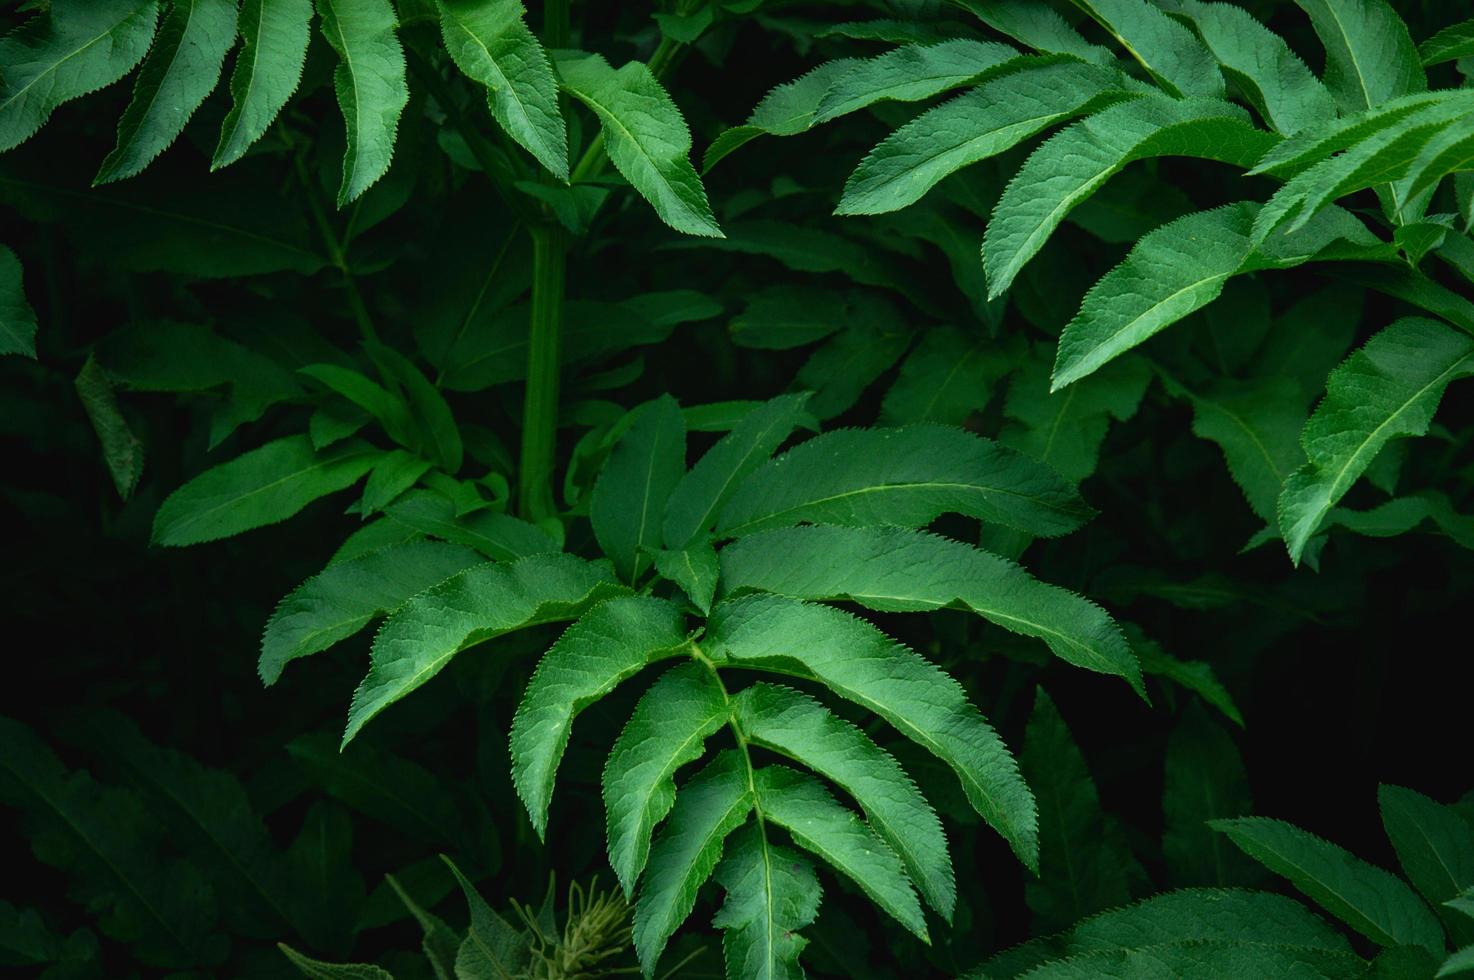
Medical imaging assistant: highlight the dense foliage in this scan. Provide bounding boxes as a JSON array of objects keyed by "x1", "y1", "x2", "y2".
[{"x1": 3, "y1": 0, "x2": 1473, "y2": 977}]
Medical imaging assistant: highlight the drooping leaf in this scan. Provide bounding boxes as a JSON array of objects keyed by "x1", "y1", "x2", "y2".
[
  {"x1": 811, "y1": 39, "x2": 1018, "y2": 124},
  {"x1": 151, "y1": 435, "x2": 379, "y2": 547},
  {"x1": 837, "y1": 59, "x2": 1129, "y2": 216},
  {"x1": 1278, "y1": 317, "x2": 1474, "y2": 564},
  {"x1": 590, "y1": 395, "x2": 686, "y2": 582},
  {"x1": 438, "y1": 0, "x2": 567, "y2": 179},
  {"x1": 511, "y1": 596, "x2": 690, "y2": 838},
  {"x1": 633, "y1": 752, "x2": 752, "y2": 975},
  {"x1": 1213, "y1": 816, "x2": 1445, "y2": 952},
  {"x1": 556, "y1": 52, "x2": 721, "y2": 237},
  {"x1": 95, "y1": 0, "x2": 239, "y2": 185},
  {"x1": 0, "y1": 0, "x2": 159, "y2": 154},
  {"x1": 706, "y1": 594, "x2": 1037, "y2": 868},
  {"x1": 702, "y1": 60, "x2": 862, "y2": 172},
  {"x1": 1295, "y1": 0, "x2": 1426, "y2": 113},
  {"x1": 1071, "y1": 0, "x2": 1223, "y2": 98},
  {"x1": 662, "y1": 392, "x2": 812, "y2": 550},
  {"x1": 983, "y1": 96, "x2": 1275, "y2": 299},
  {"x1": 720, "y1": 525, "x2": 1143, "y2": 693},
  {"x1": 711, "y1": 822, "x2": 821, "y2": 980},
  {"x1": 316, "y1": 0, "x2": 409, "y2": 206},
  {"x1": 214, "y1": 0, "x2": 314, "y2": 168},
  {"x1": 260, "y1": 539, "x2": 481, "y2": 684},
  {"x1": 342, "y1": 554, "x2": 627, "y2": 745},
  {"x1": 716, "y1": 424, "x2": 1093, "y2": 539},
  {"x1": 604, "y1": 662, "x2": 729, "y2": 896},
  {"x1": 753, "y1": 766, "x2": 927, "y2": 942},
  {"x1": 733, "y1": 683, "x2": 955, "y2": 920},
  {"x1": 0, "y1": 243, "x2": 38, "y2": 358}
]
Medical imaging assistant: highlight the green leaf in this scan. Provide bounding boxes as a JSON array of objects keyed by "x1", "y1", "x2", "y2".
[
  {"x1": 662, "y1": 392, "x2": 812, "y2": 550},
  {"x1": 1327, "y1": 491, "x2": 1474, "y2": 551},
  {"x1": 441, "y1": 856, "x2": 532, "y2": 980},
  {"x1": 1053, "y1": 203, "x2": 1382, "y2": 390},
  {"x1": 214, "y1": 0, "x2": 314, "y2": 168},
  {"x1": 1442, "y1": 947, "x2": 1474, "y2": 979},
  {"x1": 300, "y1": 362, "x2": 419, "y2": 448},
  {"x1": 438, "y1": 0, "x2": 567, "y2": 179},
  {"x1": 279, "y1": 944, "x2": 395, "y2": 979},
  {"x1": 1021, "y1": 690, "x2": 1132, "y2": 931},
  {"x1": 715, "y1": 424, "x2": 1093, "y2": 540},
  {"x1": 797, "y1": 319, "x2": 913, "y2": 421},
  {"x1": 1213, "y1": 816, "x2": 1445, "y2": 952},
  {"x1": 707, "y1": 594, "x2": 1037, "y2": 870},
  {"x1": 360, "y1": 449, "x2": 432, "y2": 515},
  {"x1": 719, "y1": 525, "x2": 1143, "y2": 694},
  {"x1": 384, "y1": 489, "x2": 558, "y2": 560},
  {"x1": 983, "y1": 96, "x2": 1275, "y2": 299},
  {"x1": 1419, "y1": 20, "x2": 1474, "y2": 67},
  {"x1": 633, "y1": 751, "x2": 752, "y2": 975},
  {"x1": 1278, "y1": 317, "x2": 1474, "y2": 564},
  {"x1": 753, "y1": 766, "x2": 927, "y2": 942},
  {"x1": 0, "y1": 244, "x2": 38, "y2": 357},
  {"x1": 75, "y1": 354, "x2": 145, "y2": 499},
  {"x1": 651, "y1": 543, "x2": 720, "y2": 613},
  {"x1": 95, "y1": 0, "x2": 238, "y2": 185},
  {"x1": 342, "y1": 553, "x2": 626, "y2": 745},
  {"x1": 879, "y1": 326, "x2": 1008, "y2": 426},
  {"x1": 367, "y1": 342, "x2": 463, "y2": 473},
  {"x1": 812, "y1": 39, "x2": 1018, "y2": 124},
  {"x1": 1001, "y1": 349, "x2": 1152, "y2": 483},
  {"x1": 1380, "y1": 784, "x2": 1474, "y2": 942},
  {"x1": 702, "y1": 59, "x2": 861, "y2": 172},
  {"x1": 1179, "y1": 0, "x2": 1335, "y2": 136},
  {"x1": 259, "y1": 539, "x2": 481, "y2": 684},
  {"x1": 1071, "y1": 0, "x2": 1223, "y2": 98},
  {"x1": 1171, "y1": 376, "x2": 1307, "y2": 523},
  {"x1": 384, "y1": 874, "x2": 458, "y2": 980},
  {"x1": 151, "y1": 435, "x2": 378, "y2": 547},
  {"x1": 0, "y1": 715, "x2": 225, "y2": 968},
  {"x1": 1162, "y1": 707, "x2": 1258, "y2": 887},
  {"x1": 711, "y1": 822, "x2": 821, "y2": 980},
  {"x1": 837, "y1": 59, "x2": 1129, "y2": 216},
  {"x1": 511, "y1": 596, "x2": 690, "y2": 838},
  {"x1": 316, "y1": 0, "x2": 409, "y2": 206},
  {"x1": 591, "y1": 395, "x2": 686, "y2": 582},
  {"x1": 733, "y1": 682, "x2": 955, "y2": 920},
  {"x1": 604, "y1": 662, "x2": 729, "y2": 895},
  {"x1": 954, "y1": 0, "x2": 1109, "y2": 62},
  {"x1": 556, "y1": 52, "x2": 721, "y2": 237},
  {"x1": 0, "y1": 0, "x2": 159, "y2": 154},
  {"x1": 1294, "y1": 0, "x2": 1425, "y2": 113}
]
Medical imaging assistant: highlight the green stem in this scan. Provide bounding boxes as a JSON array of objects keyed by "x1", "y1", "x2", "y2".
[
  {"x1": 690, "y1": 644, "x2": 766, "y2": 828},
  {"x1": 519, "y1": 225, "x2": 566, "y2": 521}
]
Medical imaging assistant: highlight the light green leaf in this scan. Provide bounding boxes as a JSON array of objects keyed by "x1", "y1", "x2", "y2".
[
  {"x1": 1213, "y1": 816, "x2": 1445, "y2": 952},
  {"x1": 716, "y1": 424, "x2": 1093, "y2": 539},
  {"x1": 1, "y1": 243, "x2": 38, "y2": 358},
  {"x1": 152, "y1": 435, "x2": 377, "y2": 547},
  {"x1": 702, "y1": 59, "x2": 861, "y2": 172},
  {"x1": 1442, "y1": 946, "x2": 1474, "y2": 979},
  {"x1": 384, "y1": 489, "x2": 558, "y2": 560},
  {"x1": 1278, "y1": 317, "x2": 1474, "y2": 564},
  {"x1": 837, "y1": 58, "x2": 1130, "y2": 216},
  {"x1": 1294, "y1": 0, "x2": 1425, "y2": 113},
  {"x1": 983, "y1": 96, "x2": 1275, "y2": 299},
  {"x1": 1071, "y1": 0, "x2": 1223, "y2": 98},
  {"x1": 633, "y1": 752, "x2": 752, "y2": 975},
  {"x1": 438, "y1": 0, "x2": 567, "y2": 179},
  {"x1": 711, "y1": 822, "x2": 820, "y2": 980},
  {"x1": 707, "y1": 594, "x2": 1037, "y2": 869},
  {"x1": 1327, "y1": 491, "x2": 1474, "y2": 551},
  {"x1": 214, "y1": 0, "x2": 313, "y2": 168},
  {"x1": 95, "y1": 0, "x2": 238, "y2": 185},
  {"x1": 1419, "y1": 20, "x2": 1474, "y2": 67},
  {"x1": 342, "y1": 553, "x2": 626, "y2": 745},
  {"x1": 0, "y1": 0, "x2": 159, "y2": 154},
  {"x1": 733, "y1": 682, "x2": 955, "y2": 920},
  {"x1": 556, "y1": 52, "x2": 721, "y2": 237},
  {"x1": 651, "y1": 543, "x2": 720, "y2": 613},
  {"x1": 662, "y1": 392, "x2": 812, "y2": 550},
  {"x1": 604, "y1": 662, "x2": 728, "y2": 895},
  {"x1": 316, "y1": 0, "x2": 409, "y2": 206},
  {"x1": 441, "y1": 856, "x2": 531, "y2": 980},
  {"x1": 1179, "y1": 0, "x2": 1335, "y2": 135},
  {"x1": 753, "y1": 766, "x2": 926, "y2": 942},
  {"x1": 511, "y1": 596, "x2": 690, "y2": 838},
  {"x1": 279, "y1": 944, "x2": 394, "y2": 979},
  {"x1": 591, "y1": 395, "x2": 686, "y2": 582},
  {"x1": 720, "y1": 525, "x2": 1143, "y2": 693},
  {"x1": 953, "y1": 0, "x2": 1109, "y2": 62},
  {"x1": 259, "y1": 539, "x2": 480, "y2": 684},
  {"x1": 812, "y1": 39, "x2": 1018, "y2": 124},
  {"x1": 360, "y1": 449, "x2": 432, "y2": 515}
]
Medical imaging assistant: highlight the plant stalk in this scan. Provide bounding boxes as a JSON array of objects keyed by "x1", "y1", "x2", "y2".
[{"x1": 518, "y1": 224, "x2": 566, "y2": 521}]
